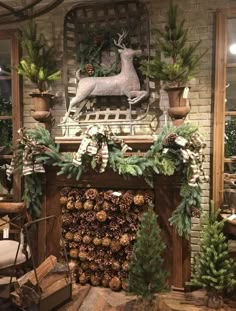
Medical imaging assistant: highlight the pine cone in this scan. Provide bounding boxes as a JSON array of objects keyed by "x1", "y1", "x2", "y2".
[
  {"x1": 83, "y1": 235, "x2": 92, "y2": 244},
  {"x1": 119, "y1": 191, "x2": 134, "y2": 210},
  {"x1": 85, "y1": 63, "x2": 94, "y2": 76},
  {"x1": 62, "y1": 214, "x2": 73, "y2": 228},
  {"x1": 85, "y1": 188, "x2": 98, "y2": 200},
  {"x1": 60, "y1": 196, "x2": 68, "y2": 206},
  {"x1": 104, "y1": 190, "x2": 113, "y2": 201},
  {"x1": 102, "y1": 237, "x2": 111, "y2": 247},
  {"x1": 133, "y1": 193, "x2": 145, "y2": 206},
  {"x1": 144, "y1": 190, "x2": 155, "y2": 204},
  {"x1": 110, "y1": 240, "x2": 121, "y2": 253},
  {"x1": 102, "y1": 201, "x2": 112, "y2": 211},
  {"x1": 89, "y1": 262, "x2": 99, "y2": 272},
  {"x1": 120, "y1": 234, "x2": 130, "y2": 246},
  {"x1": 75, "y1": 200, "x2": 83, "y2": 210},
  {"x1": 96, "y1": 192, "x2": 104, "y2": 205},
  {"x1": 66, "y1": 200, "x2": 75, "y2": 210},
  {"x1": 69, "y1": 248, "x2": 78, "y2": 258},
  {"x1": 93, "y1": 237, "x2": 102, "y2": 246},
  {"x1": 112, "y1": 260, "x2": 120, "y2": 271},
  {"x1": 69, "y1": 241, "x2": 79, "y2": 249},
  {"x1": 81, "y1": 261, "x2": 89, "y2": 271},
  {"x1": 60, "y1": 187, "x2": 71, "y2": 196},
  {"x1": 191, "y1": 207, "x2": 201, "y2": 218},
  {"x1": 83, "y1": 200, "x2": 94, "y2": 210},
  {"x1": 91, "y1": 274, "x2": 101, "y2": 286},
  {"x1": 109, "y1": 276, "x2": 121, "y2": 291},
  {"x1": 85, "y1": 211, "x2": 96, "y2": 222},
  {"x1": 163, "y1": 132, "x2": 178, "y2": 147},
  {"x1": 65, "y1": 231, "x2": 74, "y2": 241},
  {"x1": 78, "y1": 251, "x2": 88, "y2": 261},
  {"x1": 68, "y1": 188, "x2": 79, "y2": 198},
  {"x1": 96, "y1": 210, "x2": 107, "y2": 222},
  {"x1": 122, "y1": 261, "x2": 129, "y2": 272},
  {"x1": 79, "y1": 272, "x2": 87, "y2": 285}
]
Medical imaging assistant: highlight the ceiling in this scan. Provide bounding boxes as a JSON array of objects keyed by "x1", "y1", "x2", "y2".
[{"x1": 0, "y1": 0, "x2": 64, "y2": 24}]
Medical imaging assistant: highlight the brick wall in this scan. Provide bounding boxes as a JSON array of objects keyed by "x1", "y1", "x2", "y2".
[{"x1": 3, "y1": 0, "x2": 236, "y2": 267}]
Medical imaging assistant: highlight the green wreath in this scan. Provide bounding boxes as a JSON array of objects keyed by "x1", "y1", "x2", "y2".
[
  {"x1": 8, "y1": 123, "x2": 208, "y2": 238},
  {"x1": 77, "y1": 27, "x2": 128, "y2": 77}
]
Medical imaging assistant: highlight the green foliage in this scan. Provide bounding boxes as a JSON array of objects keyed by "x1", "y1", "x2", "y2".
[
  {"x1": 127, "y1": 207, "x2": 167, "y2": 301},
  {"x1": 77, "y1": 27, "x2": 123, "y2": 77},
  {"x1": 11, "y1": 124, "x2": 204, "y2": 238},
  {"x1": 140, "y1": 0, "x2": 207, "y2": 87},
  {"x1": 169, "y1": 183, "x2": 201, "y2": 237},
  {"x1": 22, "y1": 174, "x2": 43, "y2": 218},
  {"x1": 191, "y1": 201, "x2": 236, "y2": 292},
  {"x1": 225, "y1": 118, "x2": 236, "y2": 157},
  {"x1": 0, "y1": 95, "x2": 12, "y2": 151},
  {"x1": 17, "y1": 21, "x2": 61, "y2": 92}
]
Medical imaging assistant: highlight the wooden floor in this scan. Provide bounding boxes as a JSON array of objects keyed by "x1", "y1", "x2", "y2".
[
  {"x1": 1, "y1": 282, "x2": 236, "y2": 310},
  {"x1": 57, "y1": 284, "x2": 236, "y2": 311}
]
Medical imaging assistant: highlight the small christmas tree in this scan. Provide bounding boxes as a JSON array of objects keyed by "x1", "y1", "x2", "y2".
[
  {"x1": 140, "y1": 0, "x2": 206, "y2": 87},
  {"x1": 191, "y1": 201, "x2": 236, "y2": 309},
  {"x1": 127, "y1": 207, "x2": 167, "y2": 309}
]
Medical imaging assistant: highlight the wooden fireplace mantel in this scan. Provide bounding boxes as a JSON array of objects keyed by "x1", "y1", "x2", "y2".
[{"x1": 37, "y1": 139, "x2": 190, "y2": 290}]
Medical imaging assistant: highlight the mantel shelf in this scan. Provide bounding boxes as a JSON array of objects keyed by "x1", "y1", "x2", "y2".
[{"x1": 55, "y1": 135, "x2": 154, "y2": 152}]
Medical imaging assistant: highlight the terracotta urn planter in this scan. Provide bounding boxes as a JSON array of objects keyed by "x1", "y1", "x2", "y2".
[
  {"x1": 30, "y1": 93, "x2": 54, "y2": 123},
  {"x1": 164, "y1": 86, "x2": 190, "y2": 126}
]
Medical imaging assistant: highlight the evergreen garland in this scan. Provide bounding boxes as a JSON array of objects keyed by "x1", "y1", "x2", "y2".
[{"x1": 9, "y1": 123, "x2": 207, "y2": 238}]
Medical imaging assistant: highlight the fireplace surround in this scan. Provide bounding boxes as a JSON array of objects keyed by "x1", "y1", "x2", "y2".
[{"x1": 36, "y1": 144, "x2": 191, "y2": 290}]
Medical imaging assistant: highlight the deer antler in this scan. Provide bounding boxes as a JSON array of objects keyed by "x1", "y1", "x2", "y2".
[{"x1": 113, "y1": 30, "x2": 128, "y2": 49}]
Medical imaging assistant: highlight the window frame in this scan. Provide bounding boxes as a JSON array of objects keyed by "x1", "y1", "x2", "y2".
[
  {"x1": 213, "y1": 8, "x2": 236, "y2": 209},
  {"x1": 0, "y1": 29, "x2": 21, "y2": 201}
]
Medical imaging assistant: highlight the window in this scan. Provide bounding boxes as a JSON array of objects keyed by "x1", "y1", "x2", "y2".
[{"x1": 0, "y1": 30, "x2": 21, "y2": 201}]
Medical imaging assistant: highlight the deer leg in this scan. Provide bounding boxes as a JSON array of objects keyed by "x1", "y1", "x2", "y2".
[
  {"x1": 61, "y1": 84, "x2": 95, "y2": 123},
  {"x1": 128, "y1": 90, "x2": 149, "y2": 105}
]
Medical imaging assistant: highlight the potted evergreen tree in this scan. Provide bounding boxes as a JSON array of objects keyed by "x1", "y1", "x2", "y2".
[
  {"x1": 17, "y1": 21, "x2": 61, "y2": 122},
  {"x1": 140, "y1": 0, "x2": 207, "y2": 125}
]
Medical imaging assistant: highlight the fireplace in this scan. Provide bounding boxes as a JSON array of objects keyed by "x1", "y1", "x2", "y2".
[{"x1": 37, "y1": 165, "x2": 190, "y2": 290}]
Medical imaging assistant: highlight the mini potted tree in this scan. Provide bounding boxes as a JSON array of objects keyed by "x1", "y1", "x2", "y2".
[
  {"x1": 17, "y1": 21, "x2": 61, "y2": 122},
  {"x1": 140, "y1": 0, "x2": 207, "y2": 125}
]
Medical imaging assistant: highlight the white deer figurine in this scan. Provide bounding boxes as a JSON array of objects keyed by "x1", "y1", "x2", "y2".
[{"x1": 62, "y1": 31, "x2": 148, "y2": 123}]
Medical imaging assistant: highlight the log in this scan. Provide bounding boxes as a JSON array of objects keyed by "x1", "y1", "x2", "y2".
[
  {"x1": 16, "y1": 255, "x2": 57, "y2": 288},
  {"x1": 39, "y1": 272, "x2": 67, "y2": 292},
  {"x1": 0, "y1": 202, "x2": 26, "y2": 214}
]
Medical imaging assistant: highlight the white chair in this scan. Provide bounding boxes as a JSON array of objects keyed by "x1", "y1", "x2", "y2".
[{"x1": 0, "y1": 202, "x2": 30, "y2": 289}]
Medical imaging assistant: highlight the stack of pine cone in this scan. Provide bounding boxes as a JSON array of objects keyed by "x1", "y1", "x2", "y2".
[{"x1": 60, "y1": 186, "x2": 154, "y2": 291}]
